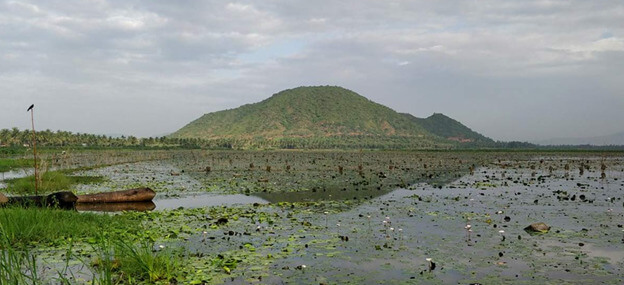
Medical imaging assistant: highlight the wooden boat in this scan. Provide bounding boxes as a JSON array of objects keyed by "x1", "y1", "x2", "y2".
[{"x1": 76, "y1": 187, "x2": 156, "y2": 203}]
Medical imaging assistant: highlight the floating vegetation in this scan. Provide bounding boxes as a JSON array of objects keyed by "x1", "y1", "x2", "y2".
[{"x1": 1, "y1": 150, "x2": 624, "y2": 283}]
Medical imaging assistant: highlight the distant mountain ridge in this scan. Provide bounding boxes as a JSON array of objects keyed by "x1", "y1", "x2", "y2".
[{"x1": 171, "y1": 86, "x2": 494, "y2": 149}]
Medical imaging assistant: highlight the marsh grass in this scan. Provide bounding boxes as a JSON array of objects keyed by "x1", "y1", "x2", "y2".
[
  {"x1": 0, "y1": 158, "x2": 34, "y2": 172},
  {"x1": 8, "y1": 171, "x2": 70, "y2": 194},
  {"x1": 90, "y1": 236, "x2": 116, "y2": 285},
  {"x1": 114, "y1": 240, "x2": 181, "y2": 283},
  {"x1": 0, "y1": 233, "x2": 40, "y2": 284},
  {"x1": 0, "y1": 207, "x2": 150, "y2": 284},
  {"x1": 91, "y1": 238, "x2": 182, "y2": 284},
  {"x1": 4, "y1": 171, "x2": 104, "y2": 195},
  {"x1": 0, "y1": 207, "x2": 136, "y2": 246}
]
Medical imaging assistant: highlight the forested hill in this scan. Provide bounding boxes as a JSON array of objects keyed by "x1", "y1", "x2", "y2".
[
  {"x1": 403, "y1": 113, "x2": 494, "y2": 145},
  {"x1": 170, "y1": 86, "x2": 494, "y2": 149},
  {"x1": 172, "y1": 86, "x2": 432, "y2": 138}
]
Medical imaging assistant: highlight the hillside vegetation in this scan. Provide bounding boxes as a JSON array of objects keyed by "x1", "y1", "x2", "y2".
[
  {"x1": 173, "y1": 86, "x2": 430, "y2": 137},
  {"x1": 404, "y1": 113, "x2": 494, "y2": 146},
  {"x1": 171, "y1": 86, "x2": 494, "y2": 149}
]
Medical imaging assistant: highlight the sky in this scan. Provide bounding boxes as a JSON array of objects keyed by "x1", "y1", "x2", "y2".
[{"x1": 1, "y1": 0, "x2": 623, "y2": 142}]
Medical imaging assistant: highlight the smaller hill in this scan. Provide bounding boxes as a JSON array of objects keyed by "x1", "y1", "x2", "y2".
[{"x1": 404, "y1": 113, "x2": 494, "y2": 145}]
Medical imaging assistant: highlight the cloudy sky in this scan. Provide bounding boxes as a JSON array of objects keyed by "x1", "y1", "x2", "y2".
[{"x1": 1, "y1": 0, "x2": 623, "y2": 142}]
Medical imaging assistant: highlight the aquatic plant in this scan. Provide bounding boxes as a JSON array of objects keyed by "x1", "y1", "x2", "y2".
[{"x1": 112, "y1": 239, "x2": 182, "y2": 283}]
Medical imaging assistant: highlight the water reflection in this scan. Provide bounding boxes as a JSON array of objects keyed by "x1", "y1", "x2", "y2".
[
  {"x1": 154, "y1": 193, "x2": 268, "y2": 210},
  {"x1": 255, "y1": 170, "x2": 465, "y2": 204},
  {"x1": 76, "y1": 202, "x2": 156, "y2": 212}
]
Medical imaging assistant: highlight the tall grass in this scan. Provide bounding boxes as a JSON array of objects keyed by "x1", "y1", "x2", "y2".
[
  {"x1": 90, "y1": 237, "x2": 182, "y2": 284},
  {"x1": 0, "y1": 207, "x2": 136, "y2": 246},
  {"x1": 0, "y1": 214, "x2": 42, "y2": 284},
  {"x1": 3, "y1": 171, "x2": 104, "y2": 195},
  {"x1": 113, "y1": 240, "x2": 181, "y2": 283},
  {"x1": 90, "y1": 235, "x2": 116, "y2": 285},
  {"x1": 4, "y1": 171, "x2": 70, "y2": 195},
  {"x1": 0, "y1": 158, "x2": 33, "y2": 172},
  {"x1": 0, "y1": 232, "x2": 40, "y2": 284},
  {"x1": 0, "y1": 207, "x2": 160, "y2": 284}
]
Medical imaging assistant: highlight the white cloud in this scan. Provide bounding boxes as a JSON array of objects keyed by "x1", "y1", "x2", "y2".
[{"x1": 564, "y1": 37, "x2": 624, "y2": 55}]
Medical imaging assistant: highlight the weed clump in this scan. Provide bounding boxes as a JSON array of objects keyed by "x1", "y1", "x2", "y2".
[{"x1": 4, "y1": 171, "x2": 103, "y2": 195}]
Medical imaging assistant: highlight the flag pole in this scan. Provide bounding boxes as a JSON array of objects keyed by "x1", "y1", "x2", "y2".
[{"x1": 27, "y1": 104, "x2": 38, "y2": 195}]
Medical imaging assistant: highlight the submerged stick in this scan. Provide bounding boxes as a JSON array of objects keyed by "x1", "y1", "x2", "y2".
[{"x1": 27, "y1": 104, "x2": 38, "y2": 195}]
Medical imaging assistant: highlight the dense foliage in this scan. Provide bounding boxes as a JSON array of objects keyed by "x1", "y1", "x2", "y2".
[
  {"x1": 0, "y1": 128, "x2": 150, "y2": 147},
  {"x1": 172, "y1": 86, "x2": 448, "y2": 143},
  {"x1": 0, "y1": 129, "x2": 453, "y2": 151},
  {"x1": 0, "y1": 127, "x2": 200, "y2": 151}
]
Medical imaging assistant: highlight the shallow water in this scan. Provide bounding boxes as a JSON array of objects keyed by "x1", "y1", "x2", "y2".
[
  {"x1": 149, "y1": 187, "x2": 445, "y2": 211},
  {"x1": 222, "y1": 158, "x2": 623, "y2": 283},
  {"x1": 154, "y1": 192, "x2": 269, "y2": 210},
  {"x1": 0, "y1": 169, "x2": 33, "y2": 189},
  {"x1": 13, "y1": 152, "x2": 624, "y2": 283}
]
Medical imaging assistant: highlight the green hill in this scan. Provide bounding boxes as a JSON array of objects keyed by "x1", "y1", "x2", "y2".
[
  {"x1": 404, "y1": 113, "x2": 494, "y2": 145},
  {"x1": 171, "y1": 86, "x2": 492, "y2": 149}
]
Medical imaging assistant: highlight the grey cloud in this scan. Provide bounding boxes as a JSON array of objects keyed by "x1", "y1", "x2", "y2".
[{"x1": 0, "y1": 0, "x2": 623, "y2": 140}]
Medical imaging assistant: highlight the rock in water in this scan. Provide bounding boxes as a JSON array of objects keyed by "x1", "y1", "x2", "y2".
[
  {"x1": 0, "y1": 192, "x2": 8, "y2": 204},
  {"x1": 524, "y1": 222, "x2": 550, "y2": 234}
]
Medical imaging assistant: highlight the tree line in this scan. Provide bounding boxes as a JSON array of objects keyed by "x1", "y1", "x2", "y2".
[
  {"x1": 0, "y1": 127, "x2": 459, "y2": 151},
  {"x1": 4, "y1": 127, "x2": 614, "y2": 152},
  {"x1": 0, "y1": 128, "x2": 183, "y2": 148}
]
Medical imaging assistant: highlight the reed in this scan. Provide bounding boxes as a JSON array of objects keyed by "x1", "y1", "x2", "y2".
[{"x1": 0, "y1": 228, "x2": 40, "y2": 284}]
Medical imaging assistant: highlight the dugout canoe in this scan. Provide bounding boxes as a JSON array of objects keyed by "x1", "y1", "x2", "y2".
[{"x1": 76, "y1": 187, "x2": 155, "y2": 203}]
